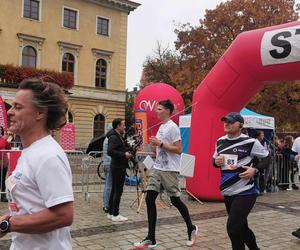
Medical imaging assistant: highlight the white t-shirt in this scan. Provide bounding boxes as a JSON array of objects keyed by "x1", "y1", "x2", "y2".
[
  {"x1": 153, "y1": 120, "x2": 181, "y2": 172},
  {"x1": 292, "y1": 137, "x2": 300, "y2": 153},
  {"x1": 6, "y1": 135, "x2": 74, "y2": 250},
  {"x1": 292, "y1": 137, "x2": 300, "y2": 174}
]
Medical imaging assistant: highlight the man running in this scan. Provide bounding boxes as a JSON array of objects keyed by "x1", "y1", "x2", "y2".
[
  {"x1": 134, "y1": 99, "x2": 198, "y2": 248},
  {"x1": 213, "y1": 112, "x2": 269, "y2": 250}
]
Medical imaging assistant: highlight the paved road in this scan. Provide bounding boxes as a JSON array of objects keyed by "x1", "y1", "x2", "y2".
[{"x1": 0, "y1": 187, "x2": 300, "y2": 249}]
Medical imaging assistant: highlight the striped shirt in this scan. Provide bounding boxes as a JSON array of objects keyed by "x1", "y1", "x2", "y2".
[{"x1": 213, "y1": 134, "x2": 269, "y2": 196}]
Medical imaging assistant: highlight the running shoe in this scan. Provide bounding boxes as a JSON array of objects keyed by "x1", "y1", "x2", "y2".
[
  {"x1": 112, "y1": 214, "x2": 128, "y2": 222},
  {"x1": 133, "y1": 238, "x2": 157, "y2": 248},
  {"x1": 186, "y1": 225, "x2": 198, "y2": 247},
  {"x1": 292, "y1": 228, "x2": 300, "y2": 239}
]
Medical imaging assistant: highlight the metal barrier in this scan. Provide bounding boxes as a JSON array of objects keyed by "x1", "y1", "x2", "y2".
[
  {"x1": 0, "y1": 149, "x2": 89, "y2": 201},
  {"x1": 0, "y1": 149, "x2": 107, "y2": 203},
  {"x1": 3, "y1": 148, "x2": 297, "y2": 204},
  {"x1": 272, "y1": 153, "x2": 299, "y2": 189},
  {"x1": 65, "y1": 150, "x2": 85, "y2": 194},
  {"x1": 257, "y1": 153, "x2": 300, "y2": 193},
  {"x1": 82, "y1": 151, "x2": 104, "y2": 201},
  {"x1": 81, "y1": 151, "x2": 143, "y2": 202}
]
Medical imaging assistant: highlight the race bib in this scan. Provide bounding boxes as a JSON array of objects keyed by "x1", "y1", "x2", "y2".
[{"x1": 220, "y1": 154, "x2": 238, "y2": 170}]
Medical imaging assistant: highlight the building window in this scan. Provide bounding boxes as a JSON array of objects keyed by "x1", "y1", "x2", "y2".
[
  {"x1": 95, "y1": 59, "x2": 107, "y2": 88},
  {"x1": 63, "y1": 7, "x2": 78, "y2": 29},
  {"x1": 23, "y1": 0, "x2": 40, "y2": 20},
  {"x1": 68, "y1": 112, "x2": 73, "y2": 123},
  {"x1": 97, "y1": 17, "x2": 109, "y2": 36},
  {"x1": 62, "y1": 53, "x2": 75, "y2": 74},
  {"x1": 93, "y1": 114, "x2": 105, "y2": 138},
  {"x1": 22, "y1": 46, "x2": 37, "y2": 68}
]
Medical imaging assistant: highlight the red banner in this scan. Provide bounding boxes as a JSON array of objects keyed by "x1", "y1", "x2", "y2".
[
  {"x1": 135, "y1": 110, "x2": 148, "y2": 144},
  {"x1": 60, "y1": 123, "x2": 76, "y2": 150},
  {"x1": 0, "y1": 96, "x2": 7, "y2": 131}
]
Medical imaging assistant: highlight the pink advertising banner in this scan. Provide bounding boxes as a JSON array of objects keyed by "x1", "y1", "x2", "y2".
[
  {"x1": 0, "y1": 96, "x2": 7, "y2": 131},
  {"x1": 60, "y1": 123, "x2": 76, "y2": 150}
]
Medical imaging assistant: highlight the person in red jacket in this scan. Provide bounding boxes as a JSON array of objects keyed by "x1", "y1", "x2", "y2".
[{"x1": 0, "y1": 126, "x2": 11, "y2": 202}]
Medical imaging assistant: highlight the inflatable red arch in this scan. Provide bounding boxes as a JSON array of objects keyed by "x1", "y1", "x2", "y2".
[{"x1": 187, "y1": 21, "x2": 300, "y2": 201}]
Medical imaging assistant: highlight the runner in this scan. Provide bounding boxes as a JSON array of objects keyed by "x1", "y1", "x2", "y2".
[
  {"x1": 134, "y1": 99, "x2": 198, "y2": 248},
  {"x1": 213, "y1": 112, "x2": 269, "y2": 250}
]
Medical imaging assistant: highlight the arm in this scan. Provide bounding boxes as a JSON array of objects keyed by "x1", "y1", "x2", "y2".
[
  {"x1": 240, "y1": 140, "x2": 270, "y2": 179},
  {"x1": 212, "y1": 141, "x2": 223, "y2": 168},
  {"x1": 254, "y1": 156, "x2": 271, "y2": 170},
  {"x1": 9, "y1": 201, "x2": 73, "y2": 234},
  {"x1": 149, "y1": 136, "x2": 182, "y2": 155},
  {"x1": 107, "y1": 135, "x2": 130, "y2": 159},
  {"x1": 162, "y1": 140, "x2": 182, "y2": 155},
  {"x1": 213, "y1": 157, "x2": 223, "y2": 168}
]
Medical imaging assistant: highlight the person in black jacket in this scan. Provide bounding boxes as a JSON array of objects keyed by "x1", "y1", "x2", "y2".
[{"x1": 107, "y1": 118, "x2": 133, "y2": 222}]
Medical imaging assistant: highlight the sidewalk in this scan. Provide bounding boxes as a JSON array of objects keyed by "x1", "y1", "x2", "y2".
[{"x1": 0, "y1": 188, "x2": 300, "y2": 249}]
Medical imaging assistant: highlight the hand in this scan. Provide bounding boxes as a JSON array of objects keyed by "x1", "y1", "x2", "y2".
[
  {"x1": 296, "y1": 154, "x2": 300, "y2": 161},
  {"x1": 215, "y1": 155, "x2": 225, "y2": 167},
  {"x1": 149, "y1": 136, "x2": 161, "y2": 147},
  {"x1": 125, "y1": 152, "x2": 132, "y2": 159},
  {"x1": 239, "y1": 166, "x2": 257, "y2": 179},
  {"x1": 227, "y1": 165, "x2": 238, "y2": 170}
]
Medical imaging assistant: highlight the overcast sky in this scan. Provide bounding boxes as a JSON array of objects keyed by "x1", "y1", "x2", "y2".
[
  {"x1": 125, "y1": 0, "x2": 226, "y2": 90},
  {"x1": 125, "y1": 0, "x2": 300, "y2": 90}
]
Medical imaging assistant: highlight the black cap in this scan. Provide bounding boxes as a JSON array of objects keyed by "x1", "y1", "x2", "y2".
[{"x1": 221, "y1": 112, "x2": 244, "y2": 124}]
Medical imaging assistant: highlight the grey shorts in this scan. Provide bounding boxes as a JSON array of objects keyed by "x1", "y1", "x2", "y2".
[{"x1": 147, "y1": 168, "x2": 181, "y2": 197}]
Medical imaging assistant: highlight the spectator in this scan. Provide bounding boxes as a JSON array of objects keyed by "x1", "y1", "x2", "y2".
[
  {"x1": 102, "y1": 125, "x2": 113, "y2": 213},
  {"x1": 267, "y1": 135, "x2": 282, "y2": 192},
  {"x1": 11, "y1": 134, "x2": 23, "y2": 150},
  {"x1": 270, "y1": 135, "x2": 282, "y2": 153},
  {"x1": 255, "y1": 130, "x2": 270, "y2": 194},
  {"x1": 279, "y1": 135, "x2": 298, "y2": 190},
  {"x1": 278, "y1": 138, "x2": 285, "y2": 150},
  {"x1": 0, "y1": 78, "x2": 74, "y2": 249},
  {"x1": 107, "y1": 118, "x2": 132, "y2": 222},
  {"x1": 291, "y1": 136, "x2": 300, "y2": 239}
]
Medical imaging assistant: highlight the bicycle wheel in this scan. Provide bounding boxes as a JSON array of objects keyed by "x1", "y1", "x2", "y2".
[{"x1": 97, "y1": 162, "x2": 106, "y2": 180}]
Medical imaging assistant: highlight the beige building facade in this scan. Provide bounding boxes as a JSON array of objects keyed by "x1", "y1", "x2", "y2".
[{"x1": 0, "y1": 0, "x2": 139, "y2": 145}]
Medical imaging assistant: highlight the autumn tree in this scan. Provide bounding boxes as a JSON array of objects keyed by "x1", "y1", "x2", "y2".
[
  {"x1": 125, "y1": 88, "x2": 136, "y2": 128},
  {"x1": 247, "y1": 81, "x2": 300, "y2": 131},
  {"x1": 142, "y1": 0, "x2": 300, "y2": 130},
  {"x1": 140, "y1": 42, "x2": 179, "y2": 89}
]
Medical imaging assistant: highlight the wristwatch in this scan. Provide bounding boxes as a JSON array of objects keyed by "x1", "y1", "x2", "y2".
[{"x1": 0, "y1": 216, "x2": 11, "y2": 233}]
